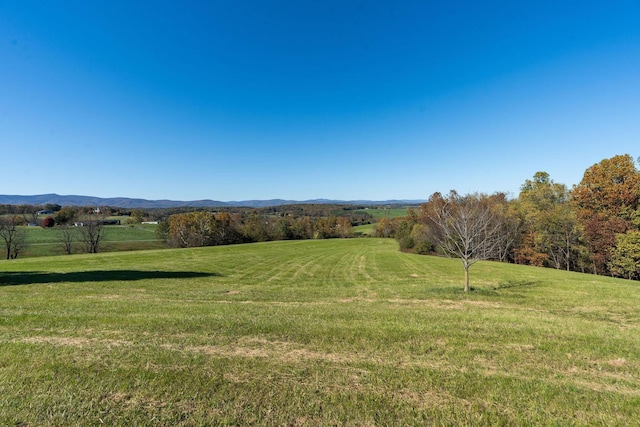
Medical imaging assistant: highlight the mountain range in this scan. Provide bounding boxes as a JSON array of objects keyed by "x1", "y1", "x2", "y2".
[{"x1": 0, "y1": 194, "x2": 425, "y2": 209}]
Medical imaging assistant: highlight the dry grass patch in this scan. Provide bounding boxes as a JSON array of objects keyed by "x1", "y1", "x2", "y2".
[{"x1": 607, "y1": 358, "x2": 627, "y2": 367}]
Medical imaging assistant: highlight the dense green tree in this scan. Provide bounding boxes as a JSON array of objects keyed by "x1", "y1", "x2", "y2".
[
  {"x1": 608, "y1": 231, "x2": 640, "y2": 280},
  {"x1": 242, "y1": 212, "x2": 270, "y2": 242},
  {"x1": 409, "y1": 223, "x2": 434, "y2": 254},
  {"x1": 394, "y1": 217, "x2": 415, "y2": 251},
  {"x1": 44, "y1": 204, "x2": 62, "y2": 212},
  {"x1": 212, "y1": 212, "x2": 243, "y2": 245},
  {"x1": 130, "y1": 209, "x2": 145, "y2": 224},
  {"x1": 156, "y1": 220, "x2": 170, "y2": 243},
  {"x1": 273, "y1": 217, "x2": 294, "y2": 240},
  {"x1": 290, "y1": 217, "x2": 314, "y2": 240}
]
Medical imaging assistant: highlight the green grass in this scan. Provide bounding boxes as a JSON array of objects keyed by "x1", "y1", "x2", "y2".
[
  {"x1": 352, "y1": 223, "x2": 375, "y2": 236},
  {"x1": 1, "y1": 238, "x2": 639, "y2": 425},
  {"x1": 21, "y1": 224, "x2": 164, "y2": 257},
  {"x1": 354, "y1": 207, "x2": 409, "y2": 219}
]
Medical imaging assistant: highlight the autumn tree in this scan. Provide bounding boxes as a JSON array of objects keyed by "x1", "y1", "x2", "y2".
[
  {"x1": 335, "y1": 216, "x2": 353, "y2": 238},
  {"x1": 54, "y1": 206, "x2": 79, "y2": 225},
  {"x1": 486, "y1": 192, "x2": 520, "y2": 263},
  {"x1": 167, "y1": 211, "x2": 244, "y2": 247},
  {"x1": 515, "y1": 172, "x2": 581, "y2": 270},
  {"x1": 423, "y1": 191, "x2": 508, "y2": 292},
  {"x1": 313, "y1": 216, "x2": 336, "y2": 239},
  {"x1": 545, "y1": 203, "x2": 582, "y2": 271},
  {"x1": 572, "y1": 154, "x2": 640, "y2": 274},
  {"x1": 374, "y1": 217, "x2": 395, "y2": 238},
  {"x1": 313, "y1": 216, "x2": 353, "y2": 239},
  {"x1": 168, "y1": 211, "x2": 215, "y2": 247}
]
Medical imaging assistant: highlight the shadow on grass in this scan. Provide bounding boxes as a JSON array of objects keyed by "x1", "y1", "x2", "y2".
[
  {"x1": 460, "y1": 281, "x2": 540, "y2": 297},
  {"x1": 0, "y1": 270, "x2": 220, "y2": 287},
  {"x1": 492, "y1": 280, "x2": 540, "y2": 290}
]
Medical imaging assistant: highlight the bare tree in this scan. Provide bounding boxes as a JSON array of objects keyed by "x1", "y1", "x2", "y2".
[
  {"x1": 426, "y1": 191, "x2": 507, "y2": 292},
  {"x1": 22, "y1": 208, "x2": 40, "y2": 227},
  {"x1": 59, "y1": 225, "x2": 77, "y2": 255},
  {"x1": 76, "y1": 213, "x2": 106, "y2": 253},
  {"x1": 0, "y1": 215, "x2": 27, "y2": 259}
]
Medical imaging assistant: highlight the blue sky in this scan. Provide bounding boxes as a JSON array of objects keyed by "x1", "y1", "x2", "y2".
[{"x1": 1, "y1": 1, "x2": 639, "y2": 201}]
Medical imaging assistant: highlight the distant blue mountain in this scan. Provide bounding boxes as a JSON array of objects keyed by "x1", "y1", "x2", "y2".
[{"x1": 0, "y1": 194, "x2": 425, "y2": 209}]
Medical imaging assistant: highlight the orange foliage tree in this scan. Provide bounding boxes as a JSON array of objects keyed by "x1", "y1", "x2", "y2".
[{"x1": 572, "y1": 154, "x2": 640, "y2": 274}]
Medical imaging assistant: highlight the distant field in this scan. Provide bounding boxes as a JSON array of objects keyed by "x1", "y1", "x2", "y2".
[
  {"x1": 20, "y1": 224, "x2": 164, "y2": 257},
  {"x1": 353, "y1": 223, "x2": 375, "y2": 236},
  {"x1": 1, "y1": 239, "x2": 639, "y2": 425},
  {"x1": 354, "y1": 207, "x2": 410, "y2": 219},
  {"x1": 352, "y1": 207, "x2": 410, "y2": 235}
]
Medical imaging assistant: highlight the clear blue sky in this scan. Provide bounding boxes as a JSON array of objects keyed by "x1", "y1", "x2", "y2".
[{"x1": 1, "y1": 1, "x2": 639, "y2": 201}]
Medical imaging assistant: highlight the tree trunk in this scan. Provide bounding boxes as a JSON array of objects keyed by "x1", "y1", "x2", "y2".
[{"x1": 464, "y1": 265, "x2": 470, "y2": 292}]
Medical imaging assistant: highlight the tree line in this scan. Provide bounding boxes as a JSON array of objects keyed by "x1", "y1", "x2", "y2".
[
  {"x1": 161, "y1": 210, "x2": 354, "y2": 248},
  {"x1": 377, "y1": 154, "x2": 640, "y2": 282}
]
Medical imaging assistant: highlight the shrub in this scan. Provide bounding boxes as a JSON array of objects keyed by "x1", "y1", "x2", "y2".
[{"x1": 42, "y1": 217, "x2": 55, "y2": 228}]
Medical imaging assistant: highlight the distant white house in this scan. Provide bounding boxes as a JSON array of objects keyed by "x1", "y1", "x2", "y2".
[
  {"x1": 36, "y1": 210, "x2": 54, "y2": 215},
  {"x1": 74, "y1": 219, "x2": 121, "y2": 226}
]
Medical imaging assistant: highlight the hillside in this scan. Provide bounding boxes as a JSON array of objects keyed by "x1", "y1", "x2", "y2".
[
  {"x1": 1, "y1": 239, "x2": 638, "y2": 424},
  {"x1": 0, "y1": 193, "x2": 425, "y2": 208}
]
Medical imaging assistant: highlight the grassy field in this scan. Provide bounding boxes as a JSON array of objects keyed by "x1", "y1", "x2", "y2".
[
  {"x1": 1, "y1": 238, "x2": 639, "y2": 425},
  {"x1": 352, "y1": 223, "x2": 376, "y2": 236},
  {"x1": 21, "y1": 224, "x2": 165, "y2": 257},
  {"x1": 354, "y1": 207, "x2": 409, "y2": 220}
]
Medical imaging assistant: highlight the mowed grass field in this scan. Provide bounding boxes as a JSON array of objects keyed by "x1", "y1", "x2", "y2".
[{"x1": 1, "y1": 238, "x2": 639, "y2": 425}]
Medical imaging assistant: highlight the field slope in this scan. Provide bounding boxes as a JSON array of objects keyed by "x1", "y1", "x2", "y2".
[{"x1": 1, "y1": 239, "x2": 639, "y2": 425}]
